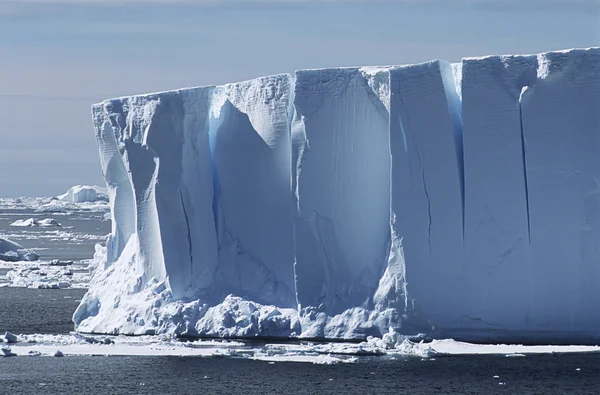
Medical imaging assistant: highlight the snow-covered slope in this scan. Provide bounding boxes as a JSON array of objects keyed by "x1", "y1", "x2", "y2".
[
  {"x1": 0, "y1": 238, "x2": 39, "y2": 262},
  {"x1": 76, "y1": 47, "x2": 600, "y2": 342}
]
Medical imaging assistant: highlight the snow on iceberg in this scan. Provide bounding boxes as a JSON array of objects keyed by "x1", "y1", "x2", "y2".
[
  {"x1": 0, "y1": 238, "x2": 39, "y2": 262},
  {"x1": 56, "y1": 185, "x2": 108, "y2": 203},
  {"x1": 76, "y1": 47, "x2": 600, "y2": 342}
]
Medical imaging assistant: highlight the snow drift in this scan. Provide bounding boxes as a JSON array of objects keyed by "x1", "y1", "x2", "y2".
[{"x1": 75, "y1": 47, "x2": 600, "y2": 342}]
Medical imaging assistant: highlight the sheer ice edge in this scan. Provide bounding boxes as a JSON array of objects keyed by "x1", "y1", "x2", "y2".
[{"x1": 74, "y1": 47, "x2": 600, "y2": 342}]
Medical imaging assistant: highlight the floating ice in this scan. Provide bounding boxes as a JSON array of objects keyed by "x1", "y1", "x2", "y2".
[
  {"x1": 2, "y1": 333, "x2": 599, "y2": 360},
  {"x1": 0, "y1": 238, "x2": 39, "y2": 262},
  {"x1": 10, "y1": 218, "x2": 61, "y2": 227},
  {"x1": 0, "y1": 260, "x2": 89, "y2": 289}
]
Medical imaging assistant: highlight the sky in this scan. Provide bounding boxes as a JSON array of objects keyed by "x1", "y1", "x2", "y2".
[{"x1": 0, "y1": 0, "x2": 598, "y2": 197}]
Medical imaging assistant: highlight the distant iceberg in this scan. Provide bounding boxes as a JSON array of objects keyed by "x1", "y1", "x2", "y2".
[
  {"x1": 75, "y1": 47, "x2": 600, "y2": 343},
  {"x1": 10, "y1": 218, "x2": 61, "y2": 227},
  {"x1": 56, "y1": 185, "x2": 108, "y2": 203}
]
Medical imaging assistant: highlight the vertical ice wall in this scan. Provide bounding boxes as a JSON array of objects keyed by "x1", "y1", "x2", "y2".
[
  {"x1": 522, "y1": 48, "x2": 600, "y2": 331},
  {"x1": 92, "y1": 88, "x2": 218, "y2": 299},
  {"x1": 87, "y1": 75, "x2": 297, "y2": 311},
  {"x1": 461, "y1": 55, "x2": 537, "y2": 329},
  {"x1": 292, "y1": 68, "x2": 391, "y2": 315},
  {"x1": 92, "y1": 106, "x2": 136, "y2": 266},
  {"x1": 82, "y1": 47, "x2": 600, "y2": 341},
  {"x1": 388, "y1": 61, "x2": 464, "y2": 328},
  {"x1": 211, "y1": 75, "x2": 296, "y2": 307},
  {"x1": 177, "y1": 88, "x2": 220, "y2": 294}
]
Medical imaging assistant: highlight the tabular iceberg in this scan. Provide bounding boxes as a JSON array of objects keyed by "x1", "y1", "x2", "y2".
[
  {"x1": 56, "y1": 185, "x2": 109, "y2": 203},
  {"x1": 75, "y1": 47, "x2": 600, "y2": 342}
]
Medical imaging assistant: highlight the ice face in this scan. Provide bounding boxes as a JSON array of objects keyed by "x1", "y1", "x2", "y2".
[
  {"x1": 461, "y1": 55, "x2": 537, "y2": 330},
  {"x1": 77, "y1": 47, "x2": 600, "y2": 342},
  {"x1": 522, "y1": 49, "x2": 600, "y2": 331},
  {"x1": 211, "y1": 75, "x2": 296, "y2": 307},
  {"x1": 387, "y1": 61, "x2": 464, "y2": 329},
  {"x1": 293, "y1": 68, "x2": 391, "y2": 316}
]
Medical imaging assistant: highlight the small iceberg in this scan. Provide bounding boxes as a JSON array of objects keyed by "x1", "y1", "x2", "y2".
[
  {"x1": 10, "y1": 218, "x2": 61, "y2": 227},
  {"x1": 0, "y1": 238, "x2": 39, "y2": 262}
]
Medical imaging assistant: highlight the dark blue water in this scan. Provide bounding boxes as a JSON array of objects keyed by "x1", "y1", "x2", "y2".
[
  {"x1": 0, "y1": 287, "x2": 86, "y2": 334},
  {"x1": 1, "y1": 353, "x2": 600, "y2": 394}
]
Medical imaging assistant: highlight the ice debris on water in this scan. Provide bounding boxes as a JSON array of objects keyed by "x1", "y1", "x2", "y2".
[
  {"x1": 4, "y1": 332, "x2": 18, "y2": 343},
  {"x1": 2, "y1": 347, "x2": 17, "y2": 357},
  {"x1": 10, "y1": 218, "x2": 61, "y2": 228}
]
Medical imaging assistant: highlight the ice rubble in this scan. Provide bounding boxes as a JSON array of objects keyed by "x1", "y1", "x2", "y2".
[
  {"x1": 0, "y1": 196, "x2": 109, "y2": 213},
  {"x1": 76, "y1": 48, "x2": 600, "y2": 342},
  {"x1": 3, "y1": 332, "x2": 600, "y2": 360},
  {"x1": 0, "y1": 238, "x2": 39, "y2": 262},
  {"x1": 0, "y1": 260, "x2": 89, "y2": 289}
]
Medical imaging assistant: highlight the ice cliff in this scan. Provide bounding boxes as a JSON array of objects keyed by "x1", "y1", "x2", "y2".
[{"x1": 75, "y1": 48, "x2": 600, "y2": 342}]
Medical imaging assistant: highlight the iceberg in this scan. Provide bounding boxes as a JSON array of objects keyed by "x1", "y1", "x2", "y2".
[
  {"x1": 10, "y1": 218, "x2": 61, "y2": 227},
  {"x1": 0, "y1": 238, "x2": 39, "y2": 262},
  {"x1": 56, "y1": 185, "x2": 109, "y2": 203},
  {"x1": 75, "y1": 47, "x2": 600, "y2": 342}
]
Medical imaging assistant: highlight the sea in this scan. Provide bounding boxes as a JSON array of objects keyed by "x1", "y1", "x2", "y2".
[{"x1": 1, "y1": 205, "x2": 600, "y2": 394}]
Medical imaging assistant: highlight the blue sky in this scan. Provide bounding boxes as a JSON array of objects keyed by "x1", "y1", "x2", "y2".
[{"x1": 1, "y1": 0, "x2": 598, "y2": 197}]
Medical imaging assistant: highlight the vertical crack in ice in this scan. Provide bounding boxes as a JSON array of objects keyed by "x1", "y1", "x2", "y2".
[
  {"x1": 179, "y1": 189, "x2": 194, "y2": 280},
  {"x1": 398, "y1": 111, "x2": 409, "y2": 153},
  {"x1": 286, "y1": 74, "x2": 302, "y2": 311},
  {"x1": 411, "y1": 130, "x2": 432, "y2": 256},
  {"x1": 397, "y1": 100, "x2": 413, "y2": 181},
  {"x1": 207, "y1": 95, "x2": 225, "y2": 244},
  {"x1": 519, "y1": 86, "x2": 532, "y2": 245},
  {"x1": 404, "y1": 100, "x2": 432, "y2": 256},
  {"x1": 421, "y1": 168, "x2": 433, "y2": 257},
  {"x1": 442, "y1": 62, "x2": 465, "y2": 241},
  {"x1": 518, "y1": 80, "x2": 535, "y2": 349}
]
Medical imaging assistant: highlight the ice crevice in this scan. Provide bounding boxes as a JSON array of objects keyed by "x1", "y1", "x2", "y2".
[
  {"x1": 413, "y1": 133, "x2": 433, "y2": 257},
  {"x1": 77, "y1": 47, "x2": 600, "y2": 343},
  {"x1": 518, "y1": 86, "x2": 532, "y2": 245}
]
